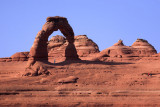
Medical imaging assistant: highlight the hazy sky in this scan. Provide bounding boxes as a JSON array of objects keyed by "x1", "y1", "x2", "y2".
[{"x1": 0, "y1": 0, "x2": 160, "y2": 57}]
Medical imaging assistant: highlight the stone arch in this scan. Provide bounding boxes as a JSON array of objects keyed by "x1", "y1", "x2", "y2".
[
  {"x1": 24, "y1": 16, "x2": 79, "y2": 76},
  {"x1": 29, "y1": 16, "x2": 79, "y2": 61}
]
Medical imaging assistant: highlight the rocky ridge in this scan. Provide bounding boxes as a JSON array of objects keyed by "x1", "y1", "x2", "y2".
[
  {"x1": 95, "y1": 39, "x2": 157, "y2": 59},
  {"x1": 0, "y1": 38, "x2": 158, "y2": 62}
]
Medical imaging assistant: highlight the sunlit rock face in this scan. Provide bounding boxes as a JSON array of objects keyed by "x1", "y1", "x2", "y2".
[
  {"x1": 74, "y1": 35, "x2": 100, "y2": 57},
  {"x1": 8, "y1": 35, "x2": 100, "y2": 62},
  {"x1": 11, "y1": 52, "x2": 29, "y2": 61},
  {"x1": 48, "y1": 35, "x2": 100, "y2": 58},
  {"x1": 48, "y1": 35, "x2": 67, "y2": 58},
  {"x1": 24, "y1": 16, "x2": 79, "y2": 76},
  {"x1": 131, "y1": 39, "x2": 157, "y2": 57},
  {"x1": 7, "y1": 38, "x2": 157, "y2": 63},
  {"x1": 102, "y1": 40, "x2": 132, "y2": 58},
  {"x1": 99, "y1": 39, "x2": 157, "y2": 58},
  {"x1": 29, "y1": 16, "x2": 79, "y2": 61}
]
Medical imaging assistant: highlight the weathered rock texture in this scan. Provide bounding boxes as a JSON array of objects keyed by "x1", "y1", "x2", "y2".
[
  {"x1": 48, "y1": 35, "x2": 99, "y2": 58},
  {"x1": 113, "y1": 39, "x2": 124, "y2": 46},
  {"x1": 96, "y1": 39, "x2": 157, "y2": 59},
  {"x1": 152, "y1": 53, "x2": 160, "y2": 57},
  {"x1": 0, "y1": 52, "x2": 29, "y2": 62},
  {"x1": 24, "y1": 16, "x2": 79, "y2": 76},
  {"x1": 48, "y1": 35, "x2": 67, "y2": 58},
  {"x1": 131, "y1": 39, "x2": 157, "y2": 56},
  {"x1": 74, "y1": 35, "x2": 99, "y2": 57},
  {"x1": 58, "y1": 76, "x2": 79, "y2": 84},
  {"x1": 11, "y1": 52, "x2": 29, "y2": 61},
  {"x1": 0, "y1": 57, "x2": 12, "y2": 62}
]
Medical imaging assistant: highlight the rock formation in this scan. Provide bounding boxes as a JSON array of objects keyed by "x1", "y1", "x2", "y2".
[
  {"x1": 0, "y1": 52, "x2": 29, "y2": 62},
  {"x1": 0, "y1": 57, "x2": 12, "y2": 62},
  {"x1": 113, "y1": 39, "x2": 124, "y2": 46},
  {"x1": 11, "y1": 52, "x2": 29, "y2": 61},
  {"x1": 48, "y1": 35, "x2": 99, "y2": 58},
  {"x1": 48, "y1": 35, "x2": 67, "y2": 58},
  {"x1": 24, "y1": 16, "x2": 79, "y2": 76},
  {"x1": 152, "y1": 52, "x2": 160, "y2": 57},
  {"x1": 98, "y1": 40, "x2": 131, "y2": 58},
  {"x1": 74, "y1": 35, "x2": 99, "y2": 57},
  {"x1": 4, "y1": 37, "x2": 157, "y2": 64},
  {"x1": 5, "y1": 35, "x2": 99, "y2": 62},
  {"x1": 131, "y1": 39, "x2": 157, "y2": 57},
  {"x1": 95, "y1": 39, "x2": 157, "y2": 59}
]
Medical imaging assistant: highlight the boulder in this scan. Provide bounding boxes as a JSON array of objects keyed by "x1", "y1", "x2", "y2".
[{"x1": 58, "y1": 76, "x2": 79, "y2": 84}]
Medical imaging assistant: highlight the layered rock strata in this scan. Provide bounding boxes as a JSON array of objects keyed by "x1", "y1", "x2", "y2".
[
  {"x1": 48, "y1": 35, "x2": 99, "y2": 58},
  {"x1": 131, "y1": 39, "x2": 157, "y2": 57},
  {"x1": 97, "y1": 39, "x2": 157, "y2": 59},
  {"x1": 74, "y1": 35, "x2": 99, "y2": 57},
  {"x1": 11, "y1": 52, "x2": 29, "y2": 61}
]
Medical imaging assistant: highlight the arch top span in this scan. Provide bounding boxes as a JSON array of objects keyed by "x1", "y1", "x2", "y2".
[{"x1": 46, "y1": 16, "x2": 74, "y2": 43}]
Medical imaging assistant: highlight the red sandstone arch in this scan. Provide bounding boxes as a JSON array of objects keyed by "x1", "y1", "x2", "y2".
[{"x1": 24, "y1": 16, "x2": 79, "y2": 76}]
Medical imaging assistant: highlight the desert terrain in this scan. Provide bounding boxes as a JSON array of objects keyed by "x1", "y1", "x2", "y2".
[
  {"x1": 0, "y1": 57, "x2": 160, "y2": 106},
  {"x1": 1, "y1": 16, "x2": 160, "y2": 107}
]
